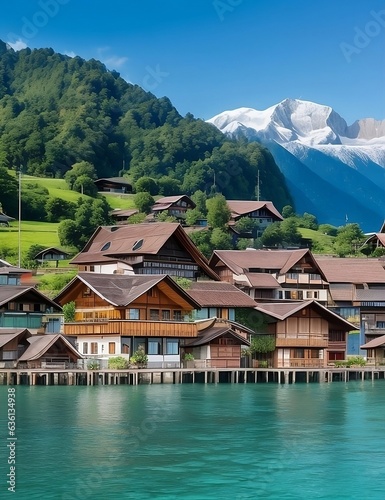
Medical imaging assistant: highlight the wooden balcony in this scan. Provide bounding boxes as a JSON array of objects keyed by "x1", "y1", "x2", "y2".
[
  {"x1": 328, "y1": 341, "x2": 346, "y2": 350},
  {"x1": 63, "y1": 320, "x2": 198, "y2": 338},
  {"x1": 276, "y1": 336, "x2": 328, "y2": 348}
]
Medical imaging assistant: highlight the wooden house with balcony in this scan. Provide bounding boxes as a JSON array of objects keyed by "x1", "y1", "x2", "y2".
[
  {"x1": 0, "y1": 329, "x2": 82, "y2": 369},
  {"x1": 151, "y1": 195, "x2": 195, "y2": 223},
  {"x1": 94, "y1": 177, "x2": 132, "y2": 194},
  {"x1": 70, "y1": 222, "x2": 219, "y2": 280},
  {"x1": 315, "y1": 256, "x2": 385, "y2": 355},
  {"x1": 0, "y1": 260, "x2": 33, "y2": 285},
  {"x1": 209, "y1": 248, "x2": 328, "y2": 303},
  {"x1": 54, "y1": 272, "x2": 202, "y2": 367},
  {"x1": 0, "y1": 286, "x2": 62, "y2": 333},
  {"x1": 252, "y1": 300, "x2": 356, "y2": 367}
]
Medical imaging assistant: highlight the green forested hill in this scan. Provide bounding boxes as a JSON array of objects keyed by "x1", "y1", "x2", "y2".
[{"x1": 0, "y1": 40, "x2": 293, "y2": 213}]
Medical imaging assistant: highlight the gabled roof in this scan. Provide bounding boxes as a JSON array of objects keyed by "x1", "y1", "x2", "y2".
[
  {"x1": 254, "y1": 300, "x2": 357, "y2": 329},
  {"x1": 34, "y1": 247, "x2": 69, "y2": 259},
  {"x1": 0, "y1": 329, "x2": 31, "y2": 349},
  {"x1": 315, "y1": 257, "x2": 385, "y2": 284},
  {"x1": 0, "y1": 286, "x2": 61, "y2": 310},
  {"x1": 70, "y1": 223, "x2": 219, "y2": 280},
  {"x1": 210, "y1": 248, "x2": 326, "y2": 279},
  {"x1": 361, "y1": 335, "x2": 385, "y2": 349},
  {"x1": 0, "y1": 212, "x2": 15, "y2": 223},
  {"x1": 109, "y1": 209, "x2": 139, "y2": 218},
  {"x1": 362, "y1": 233, "x2": 385, "y2": 247},
  {"x1": 0, "y1": 265, "x2": 31, "y2": 275},
  {"x1": 226, "y1": 200, "x2": 283, "y2": 220},
  {"x1": 243, "y1": 272, "x2": 281, "y2": 289},
  {"x1": 94, "y1": 177, "x2": 132, "y2": 187},
  {"x1": 187, "y1": 281, "x2": 257, "y2": 308},
  {"x1": 18, "y1": 334, "x2": 83, "y2": 361},
  {"x1": 186, "y1": 320, "x2": 251, "y2": 347},
  {"x1": 152, "y1": 195, "x2": 195, "y2": 211},
  {"x1": 54, "y1": 273, "x2": 201, "y2": 310}
]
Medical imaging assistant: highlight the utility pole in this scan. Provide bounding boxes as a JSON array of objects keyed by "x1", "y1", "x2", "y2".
[
  {"x1": 256, "y1": 170, "x2": 260, "y2": 201},
  {"x1": 18, "y1": 168, "x2": 22, "y2": 268}
]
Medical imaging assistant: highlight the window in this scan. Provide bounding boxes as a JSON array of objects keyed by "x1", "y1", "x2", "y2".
[
  {"x1": 132, "y1": 239, "x2": 144, "y2": 251},
  {"x1": 83, "y1": 342, "x2": 88, "y2": 355},
  {"x1": 147, "y1": 288, "x2": 158, "y2": 298},
  {"x1": 162, "y1": 310, "x2": 171, "y2": 321},
  {"x1": 173, "y1": 310, "x2": 182, "y2": 321},
  {"x1": 329, "y1": 330, "x2": 345, "y2": 342},
  {"x1": 150, "y1": 309, "x2": 160, "y2": 320},
  {"x1": 90, "y1": 342, "x2": 98, "y2": 355},
  {"x1": 148, "y1": 339, "x2": 162, "y2": 355},
  {"x1": 108, "y1": 342, "x2": 115, "y2": 354},
  {"x1": 83, "y1": 287, "x2": 91, "y2": 297},
  {"x1": 101, "y1": 242, "x2": 111, "y2": 251},
  {"x1": 376, "y1": 322, "x2": 385, "y2": 329},
  {"x1": 292, "y1": 349, "x2": 304, "y2": 358},
  {"x1": 126, "y1": 308, "x2": 140, "y2": 320},
  {"x1": 166, "y1": 340, "x2": 179, "y2": 355},
  {"x1": 310, "y1": 350, "x2": 319, "y2": 358}
]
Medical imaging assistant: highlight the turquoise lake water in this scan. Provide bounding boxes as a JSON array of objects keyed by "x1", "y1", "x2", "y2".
[{"x1": 1, "y1": 381, "x2": 385, "y2": 500}]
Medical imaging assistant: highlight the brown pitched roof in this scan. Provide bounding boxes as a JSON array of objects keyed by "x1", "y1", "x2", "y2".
[
  {"x1": 0, "y1": 286, "x2": 61, "y2": 310},
  {"x1": 94, "y1": 177, "x2": 132, "y2": 187},
  {"x1": 187, "y1": 281, "x2": 256, "y2": 308},
  {"x1": 226, "y1": 200, "x2": 283, "y2": 220},
  {"x1": 186, "y1": 322, "x2": 251, "y2": 347},
  {"x1": 54, "y1": 273, "x2": 201, "y2": 310},
  {"x1": 154, "y1": 195, "x2": 195, "y2": 206},
  {"x1": 18, "y1": 334, "x2": 83, "y2": 361},
  {"x1": 34, "y1": 247, "x2": 69, "y2": 259},
  {"x1": 329, "y1": 284, "x2": 355, "y2": 302},
  {"x1": 361, "y1": 335, "x2": 385, "y2": 349},
  {"x1": 315, "y1": 257, "x2": 385, "y2": 284},
  {"x1": 243, "y1": 272, "x2": 281, "y2": 288},
  {"x1": 70, "y1": 223, "x2": 219, "y2": 280},
  {"x1": 254, "y1": 300, "x2": 357, "y2": 329},
  {"x1": 363, "y1": 233, "x2": 385, "y2": 247},
  {"x1": 210, "y1": 248, "x2": 325, "y2": 278},
  {"x1": 0, "y1": 329, "x2": 31, "y2": 349}
]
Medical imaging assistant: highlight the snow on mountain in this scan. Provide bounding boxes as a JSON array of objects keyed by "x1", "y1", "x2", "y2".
[{"x1": 207, "y1": 98, "x2": 385, "y2": 231}]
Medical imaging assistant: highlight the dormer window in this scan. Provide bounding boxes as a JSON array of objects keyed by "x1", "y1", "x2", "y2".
[
  {"x1": 101, "y1": 242, "x2": 111, "y2": 251},
  {"x1": 132, "y1": 239, "x2": 143, "y2": 251}
]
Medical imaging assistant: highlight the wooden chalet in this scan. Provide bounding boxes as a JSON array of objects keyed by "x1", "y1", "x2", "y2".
[
  {"x1": 315, "y1": 256, "x2": 385, "y2": 355},
  {"x1": 0, "y1": 286, "x2": 62, "y2": 333},
  {"x1": 184, "y1": 318, "x2": 251, "y2": 369},
  {"x1": 209, "y1": 248, "x2": 328, "y2": 303},
  {"x1": 54, "y1": 273, "x2": 201, "y2": 367},
  {"x1": 227, "y1": 200, "x2": 283, "y2": 237},
  {"x1": 151, "y1": 195, "x2": 195, "y2": 222},
  {"x1": 70, "y1": 222, "x2": 219, "y2": 280},
  {"x1": 253, "y1": 300, "x2": 356, "y2": 368},
  {"x1": 34, "y1": 247, "x2": 69, "y2": 267},
  {"x1": 361, "y1": 221, "x2": 385, "y2": 252},
  {"x1": 109, "y1": 209, "x2": 139, "y2": 224},
  {"x1": 361, "y1": 335, "x2": 385, "y2": 366},
  {"x1": 94, "y1": 177, "x2": 132, "y2": 194},
  {"x1": 0, "y1": 329, "x2": 82, "y2": 369}
]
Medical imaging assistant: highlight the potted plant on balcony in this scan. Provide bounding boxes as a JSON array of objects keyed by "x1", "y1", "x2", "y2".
[{"x1": 183, "y1": 352, "x2": 195, "y2": 368}]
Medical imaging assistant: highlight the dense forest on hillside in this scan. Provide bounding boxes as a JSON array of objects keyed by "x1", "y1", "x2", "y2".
[{"x1": 0, "y1": 40, "x2": 292, "y2": 217}]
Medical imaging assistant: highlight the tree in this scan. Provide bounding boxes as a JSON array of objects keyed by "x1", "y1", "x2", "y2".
[
  {"x1": 64, "y1": 161, "x2": 97, "y2": 193},
  {"x1": 261, "y1": 222, "x2": 283, "y2": 247},
  {"x1": 0, "y1": 167, "x2": 18, "y2": 217},
  {"x1": 134, "y1": 192, "x2": 155, "y2": 214},
  {"x1": 282, "y1": 205, "x2": 295, "y2": 218},
  {"x1": 191, "y1": 190, "x2": 207, "y2": 215},
  {"x1": 126, "y1": 213, "x2": 146, "y2": 224},
  {"x1": 210, "y1": 227, "x2": 233, "y2": 250},
  {"x1": 206, "y1": 194, "x2": 231, "y2": 229},
  {"x1": 333, "y1": 223, "x2": 365, "y2": 256},
  {"x1": 234, "y1": 217, "x2": 259, "y2": 236},
  {"x1": 298, "y1": 212, "x2": 318, "y2": 230},
  {"x1": 281, "y1": 218, "x2": 302, "y2": 246},
  {"x1": 45, "y1": 197, "x2": 76, "y2": 222},
  {"x1": 185, "y1": 207, "x2": 204, "y2": 226},
  {"x1": 135, "y1": 176, "x2": 159, "y2": 195},
  {"x1": 319, "y1": 224, "x2": 338, "y2": 237}
]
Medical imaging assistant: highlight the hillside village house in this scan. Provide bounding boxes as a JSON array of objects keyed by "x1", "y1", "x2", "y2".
[
  {"x1": 253, "y1": 300, "x2": 356, "y2": 367},
  {"x1": 94, "y1": 177, "x2": 133, "y2": 194},
  {"x1": 315, "y1": 257, "x2": 385, "y2": 356},
  {"x1": 151, "y1": 195, "x2": 196, "y2": 223},
  {"x1": 34, "y1": 247, "x2": 69, "y2": 268},
  {"x1": 226, "y1": 200, "x2": 283, "y2": 237},
  {"x1": 70, "y1": 223, "x2": 219, "y2": 280},
  {"x1": 361, "y1": 221, "x2": 385, "y2": 252},
  {"x1": 0, "y1": 286, "x2": 62, "y2": 334},
  {"x1": 209, "y1": 248, "x2": 328, "y2": 303}
]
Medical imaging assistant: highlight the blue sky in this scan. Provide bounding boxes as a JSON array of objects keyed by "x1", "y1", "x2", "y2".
[{"x1": 1, "y1": 0, "x2": 384, "y2": 124}]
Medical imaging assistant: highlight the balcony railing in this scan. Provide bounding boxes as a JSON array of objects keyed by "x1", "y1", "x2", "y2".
[
  {"x1": 63, "y1": 319, "x2": 198, "y2": 338},
  {"x1": 288, "y1": 359, "x2": 324, "y2": 368},
  {"x1": 276, "y1": 336, "x2": 328, "y2": 347}
]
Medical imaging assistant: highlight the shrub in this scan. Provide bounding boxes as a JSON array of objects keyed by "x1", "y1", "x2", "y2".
[
  {"x1": 63, "y1": 301, "x2": 76, "y2": 322},
  {"x1": 129, "y1": 346, "x2": 148, "y2": 367},
  {"x1": 108, "y1": 356, "x2": 129, "y2": 369}
]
